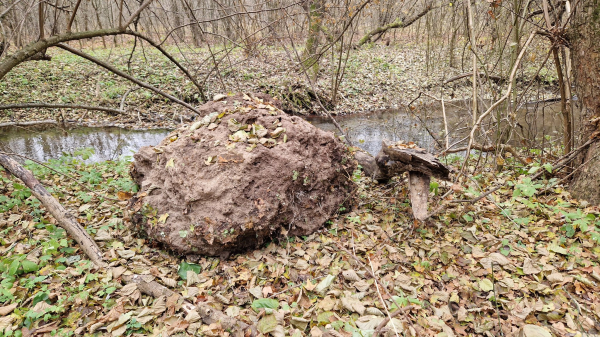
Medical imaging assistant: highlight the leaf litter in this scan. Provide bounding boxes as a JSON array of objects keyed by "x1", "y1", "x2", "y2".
[{"x1": 0, "y1": 147, "x2": 599, "y2": 336}]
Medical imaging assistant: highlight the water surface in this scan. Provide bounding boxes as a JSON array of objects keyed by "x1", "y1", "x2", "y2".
[
  {"x1": 0, "y1": 126, "x2": 171, "y2": 163},
  {"x1": 0, "y1": 99, "x2": 573, "y2": 162}
]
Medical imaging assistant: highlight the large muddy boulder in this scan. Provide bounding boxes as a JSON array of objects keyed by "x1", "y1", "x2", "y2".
[{"x1": 129, "y1": 94, "x2": 356, "y2": 257}]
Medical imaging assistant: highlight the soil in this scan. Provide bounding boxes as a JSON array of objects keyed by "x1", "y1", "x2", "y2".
[{"x1": 129, "y1": 93, "x2": 356, "y2": 257}]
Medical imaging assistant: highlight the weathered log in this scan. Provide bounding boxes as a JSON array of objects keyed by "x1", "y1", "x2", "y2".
[
  {"x1": 355, "y1": 141, "x2": 452, "y2": 221},
  {"x1": 123, "y1": 274, "x2": 257, "y2": 337},
  {"x1": 0, "y1": 153, "x2": 107, "y2": 267},
  {"x1": 0, "y1": 119, "x2": 58, "y2": 128},
  {"x1": 381, "y1": 140, "x2": 451, "y2": 181}
]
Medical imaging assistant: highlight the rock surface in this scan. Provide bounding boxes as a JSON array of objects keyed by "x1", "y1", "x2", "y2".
[{"x1": 129, "y1": 93, "x2": 355, "y2": 256}]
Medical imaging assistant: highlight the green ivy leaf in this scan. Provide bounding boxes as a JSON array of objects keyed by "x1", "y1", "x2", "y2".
[
  {"x1": 8, "y1": 259, "x2": 20, "y2": 275},
  {"x1": 177, "y1": 261, "x2": 201, "y2": 280},
  {"x1": 21, "y1": 260, "x2": 39, "y2": 273},
  {"x1": 251, "y1": 298, "x2": 279, "y2": 311}
]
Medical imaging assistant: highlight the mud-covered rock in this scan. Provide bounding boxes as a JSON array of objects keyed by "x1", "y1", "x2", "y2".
[{"x1": 129, "y1": 93, "x2": 356, "y2": 256}]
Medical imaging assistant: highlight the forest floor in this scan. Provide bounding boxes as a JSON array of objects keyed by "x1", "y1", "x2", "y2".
[
  {"x1": 0, "y1": 40, "x2": 559, "y2": 129},
  {"x1": 1, "y1": 146, "x2": 600, "y2": 336},
  {"x1": 1, "y1": 40, "x2": 591, "y2": 337}
]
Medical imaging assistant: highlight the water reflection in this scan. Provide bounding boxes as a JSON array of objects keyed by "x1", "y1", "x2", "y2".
[
  {"x1": 307, "y1": 100, "x2": 574, "y2": 155},
  {"x1": 0, "y1": 100, "x2": 573, "y2": 162},
  {"x1": 0, "y1": 127, "x2": 171, "y2": 163}
]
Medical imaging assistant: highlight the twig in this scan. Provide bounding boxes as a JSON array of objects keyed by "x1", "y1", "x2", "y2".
[
  {"x1": 336, "y1": 244, "x2": 416, "y2": 331},
  {"x1": 373, "y1": 305, "x2": 415, "y2": 337},
  {"x1": 122, "y1": 0, "x2": 154, "y2": 29},
  {"x1": 461, "y1": 31, "x2": 537, "y2": 173},
  {"x1": 120, "y1": 87, "x2": 140, "y2": 111},
  {"x1": 537, "y1": 150, "x2": 600, "y2": 195},
  {"x1": 122, "y1": 274, "x2": 257, "y2": 336},
  {"x1": 490, "y1": 263, "x2": 505, "y2": 336},
  {"x1": 368, "y1": 255, "x2": 400, "y2": 337},
  {"x1": 446, "y1": 143, "x2": 528, "y2": 166},
  {"x1": 66, "y1": 0, "x2": 83, "y2": 33}
]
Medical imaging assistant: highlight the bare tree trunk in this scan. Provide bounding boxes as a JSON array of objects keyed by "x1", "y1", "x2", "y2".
[
  {"x1": 568, "y1": 0, "x2": 600, "y2": 204},
  {"x1": 302, "y1": 0, "x2": 324, "y2": 80}
]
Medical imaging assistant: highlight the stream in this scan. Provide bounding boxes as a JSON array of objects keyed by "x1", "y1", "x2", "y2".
[{"x1": 0, "y1": 100, "x2": 572, "y2": 163}]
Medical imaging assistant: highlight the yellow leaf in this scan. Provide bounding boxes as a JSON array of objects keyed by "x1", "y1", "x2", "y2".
[
  {"x1": 165, "y1": 158, "x2": 175, "y2": 168},
  {"x1": 158, "y1": 213, "x2": 169, "y2": 224}
]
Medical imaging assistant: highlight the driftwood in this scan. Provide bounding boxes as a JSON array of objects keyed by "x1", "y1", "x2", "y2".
[
  {"x1": 0, "y1": 119, "x2": 58, "y2": 128},
  {"x1": 356, "y1": 140, "x2": 451, "y2": 220}
]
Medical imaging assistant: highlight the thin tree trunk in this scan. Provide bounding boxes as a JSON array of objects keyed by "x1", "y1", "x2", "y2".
[
  {"x1": 0, "y1": 154, "x2": 107, "y2": 268},
  {"x1": 466, "y1": 0, "x2": 477, "y2": 127}
]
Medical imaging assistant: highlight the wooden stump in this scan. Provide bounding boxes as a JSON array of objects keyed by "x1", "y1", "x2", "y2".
[{"x1": 355, "y1": 140, "x2": 452, "y2": 220}]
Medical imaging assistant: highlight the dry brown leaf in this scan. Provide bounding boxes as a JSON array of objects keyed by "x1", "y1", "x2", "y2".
[{"x1": 0, "y1": 303, "x2": 18, "y2": 317}]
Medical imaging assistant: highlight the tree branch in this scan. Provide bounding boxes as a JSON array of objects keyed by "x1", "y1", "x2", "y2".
[
  {"x1": 357, "y1": 3, "x2": 433, "y2": 47},
  {"x1": 123, "y1": 0, "x2": 154, "y2": 29},
  {"x1": 66, "y1": 0, "x2": 83, "y2": 33},
  {"x1": 56, "y1": 43, "x2": 200, "y2": 115},
  {"x1": 0, "y1": 28, "x2": 125, "y2": 81},
  {"x1": 126, "y1": 31, "x2": 207, "y2": 102}
]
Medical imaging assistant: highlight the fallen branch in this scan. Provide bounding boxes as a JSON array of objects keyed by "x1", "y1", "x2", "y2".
[
  {"x1": 126, "y1": 31, "x2": 207, "y2": 102},
  {"x1": 123, "y1": 274, "x2": 257, "y2": 337},
  {"x1": 427, "y1": 140, "x2": 596, "y2": 219},
  {"x1": 443, "y1": 72, "x2": 504, "y2": 84},
  {"x1": 336, "y1": 244, "x2": 416, "y2": 331},
  {"x1": 0, "y1": 119, "x2": 58, "y2": 128},
  {"x1": 0, "y1": 103, "x2": 127, "y2": 115},
  {"x1": 2, "y1": 151, "x2": 120, "y2": 201},
  {"x1": 0, "y1": 152, "x2": 257, "y2": 335},
  {"x1": 445, "y1": 143, "x2": 528, "y2": 166},
  {"x1": 56, "y1": 43, "x2": 201, "y2": 115},
  {"x1": 0, "y1": 154, "x2": 107, "y2": 268}
]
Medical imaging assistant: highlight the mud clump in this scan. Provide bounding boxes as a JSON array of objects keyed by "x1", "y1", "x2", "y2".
[{"x1": 129, "y1": 93, "x2": 356, "y2": 257}]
